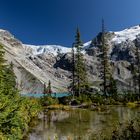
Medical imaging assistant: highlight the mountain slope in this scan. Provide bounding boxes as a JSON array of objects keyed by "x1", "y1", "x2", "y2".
[
  {"x1": 0, "y1": 30, "x2": 70, "y2": 93},
  {"x1": 0, "y1": 25, "x2": 140, "y2": 93}
]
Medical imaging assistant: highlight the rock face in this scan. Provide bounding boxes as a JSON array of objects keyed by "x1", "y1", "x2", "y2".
[{"x1": 1, "y1": 25, "x2": 140, "y2": 93}]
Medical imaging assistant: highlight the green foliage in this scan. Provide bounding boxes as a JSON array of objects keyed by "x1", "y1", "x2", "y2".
[
  {"x1": 0, "y1": 44, "x2": 41, "y2": 139},
  {"x1": 134, "y1": 43, "x2": 140, "y2": 96},
  {"x1": 89, "y1": 94, "x2": 121, "y2": 105},
  {"x1": 108, "y1": 76, "x2": 118, "y2": 99},
  {"x1": 47, "y1": 80, "x2": 52, "y2": 94},
  {"x1": 98, "y1": 24, "x2": 111, "y2": 97},
  {"x1": 90, "y1": 94, "x2": 105, "y2": 105},
  {"x1": 130, "y1": 63, "x2": 137, "y2": 94},
  {"x1": 111, "y1": 120, "x2": 140, "y2": 140},
  {"x1": 43, "y1": 80, "x2": 52, "y2": 96},
  {"x1": 76, "y1": 94, "x2": 92, "y2": 104},
  {"x1": 97, "y1": 20, "x2": 117, "y2": 98},
  {"x1": 58, "y1": 96, "x2": 72, "y2": 105},
  {"x1": 70, "y1": 28, "x2": 90, "y2": 97},
  {"x1": 118, "y1": 91, "x2": 140, "y2": 103},
  {"x1": 0, "y1": 97, "x2": 41, "y2": 139},
  {"x1": 40, "y1": 96, "x2": 59, "y2": 106},
  {"x1": 58, "y1": 92, "x2": 140, "y2": 106}
]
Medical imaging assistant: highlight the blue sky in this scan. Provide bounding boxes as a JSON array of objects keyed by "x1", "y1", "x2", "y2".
[{"x1": 0, "y1": 0, "x2": 140, "y2": 46}]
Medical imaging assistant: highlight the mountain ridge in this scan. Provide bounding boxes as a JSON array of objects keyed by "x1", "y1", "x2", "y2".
[
  {"x1": 0, "y1": 24, "x2": 140, "y2": 93},
  {"x1": 21, "y1": 25, "x2": 140, "y2": 57}
]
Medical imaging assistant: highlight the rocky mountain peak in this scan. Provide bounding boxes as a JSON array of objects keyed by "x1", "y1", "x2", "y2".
[{"x1": 1, "y1": 25, "x2": 140, "y2": 93}]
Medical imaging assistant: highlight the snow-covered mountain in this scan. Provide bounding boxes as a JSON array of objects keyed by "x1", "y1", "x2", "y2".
[
  {"x1": 112, "y1": 25, "x2": 140, "y2": 44},
  {"x1": 22, "y1": 25, "x2": 140, "y2": 57},
  {"x1": 24, "y1": 41, "x2": 91, "y2": 56},
  {"x1": 0, "y1": 25, "x2": 140, "y2": 93},
  {"x1": 24, "y1": 44, "x2": 72, "y2": 56}
]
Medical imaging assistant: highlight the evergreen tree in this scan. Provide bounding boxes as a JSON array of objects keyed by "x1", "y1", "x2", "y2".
[
  {"x1": 0, "y1": 45, "x2": 6, "y2": 67},
  {"x1": 130, "y1": 63, "x2": 137, "y2": 94},
  {"x1": 71, "y1": 28, "x2": 90, "y2": 96},
  {"x1": 47, "y1": 80, "x2": 52, "y2": 95},
  {"x1": 108, "y1": 76, "x2": 118, "y2": 99},
  {"x1": 98, "y1": 20, "x2": 112, "y2": 97},
  {"x1": 0, "y1": 44, "x2": 41, "y2": 139},
  {"x1": 5, "y1": 62, "x2": 17, "y2": 88},
  {"x1": 71, "y1": 44, "x2": 75, "y2": 98},
  {"x1": 68, "y1": 45, "x2": 75, "y2": 98},
  {"x1": 43, "y1": 80, "x2": 52, "y2": 96},
  {"x1": 0, "y1": 45, "x2": 7, "y2": 88},
  {"x1": 134, "y1": 42, "x2": 140, "y2": 98},
  {"x1": 43, "y1": 83, "x2": 47, "y2": 96},
  {"x1": 0, "y1": 44, "x2": 21, "y2": 138},
  {"x1": 136, "y1": 47, "x2": 140, "y2": 96}
]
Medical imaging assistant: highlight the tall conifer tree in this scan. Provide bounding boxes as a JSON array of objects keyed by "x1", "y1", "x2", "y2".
[
  {"x1": 134, "y1": 40, "x2": 140, "y2": 97},
  {"x1": 98, "y1": 20, "x2": 113, "y2": 97},
  {"x1": 70, "y1": 28, "x2": 90, "y2": 97},
  {"x1": 71, "y1": 44, "x2": 75, "y2": 98},
  {"x1": 47, "y1": 80, "x2": 52, "y2": 95}
]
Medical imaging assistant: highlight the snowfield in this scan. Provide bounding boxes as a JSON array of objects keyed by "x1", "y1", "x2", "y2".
[
  {"x1": 112, "y1": 25, "x2": 140, "y2": 44},
  {"x1": 24, "y1": 44, "x2": 72, "y2": 56}
]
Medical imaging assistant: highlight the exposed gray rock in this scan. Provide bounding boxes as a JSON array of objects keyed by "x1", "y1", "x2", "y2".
[{"x1": 1, "y1": 25, "x2": 140, "y2": 93}]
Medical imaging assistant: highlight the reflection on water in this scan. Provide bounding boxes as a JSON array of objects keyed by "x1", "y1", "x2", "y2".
[{"x1": 28, "y1": 106, "x2": 140, "y2": 140}]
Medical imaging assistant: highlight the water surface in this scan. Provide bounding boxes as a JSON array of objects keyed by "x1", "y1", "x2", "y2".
[
  {"x1": 28, "y1": 106, "x2": 140, "y2": 140},
  {"x1": 21, "y1": 93, "x2": 69, "y2": 98}
]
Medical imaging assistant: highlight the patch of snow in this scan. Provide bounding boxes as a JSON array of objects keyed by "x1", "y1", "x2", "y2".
[
  {"x1": 112, "y1": 25, "x2": 140, "y2": 44},
  {"x1": 0, "y1": 29, "x2": 6, "y2": 32},
  {"x1": 24, "y1": 41, "x2": 92, "y2": 56},
  {"x1": 24, "y1": 44, "x2": 72, "y2": 56},
  {"x1": 83, "y1": 41, "x2": 92, "y2": 49}
]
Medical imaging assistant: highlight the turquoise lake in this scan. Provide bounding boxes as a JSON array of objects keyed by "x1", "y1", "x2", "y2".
[{"x1": 21, "y1": 93, "x2": 70, "y2": 98}]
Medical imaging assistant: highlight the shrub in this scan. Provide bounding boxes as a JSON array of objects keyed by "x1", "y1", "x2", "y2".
[
  {"x1": 40, "y1": 96, "x2": 59, "y2": 106},
  {"x1": 111, "y1": 120, "x2": 140, "y2": 140},
  {"x1": 0, "y1": 97, "x2": 41, "y2": 139}
]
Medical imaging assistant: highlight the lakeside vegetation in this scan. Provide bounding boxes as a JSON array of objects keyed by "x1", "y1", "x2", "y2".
[{"x1": 0, "y1": 44, "x2": 41, "y2": 139}]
